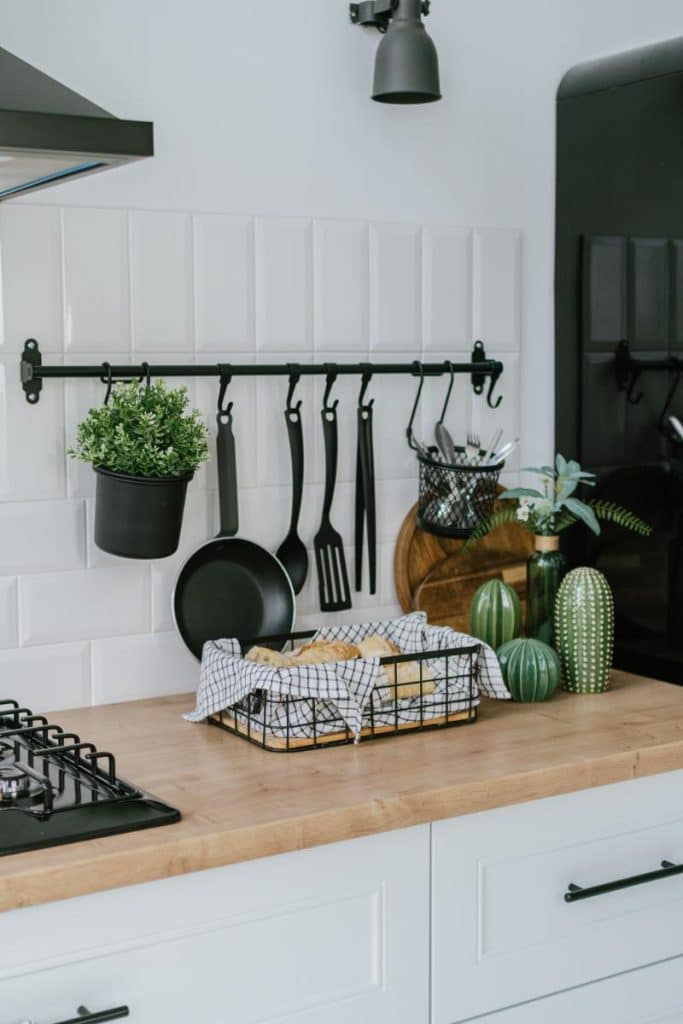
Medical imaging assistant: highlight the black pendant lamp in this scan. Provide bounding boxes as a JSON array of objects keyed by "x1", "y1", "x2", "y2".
[{"x1": 350, "y1": 0, "x2": 441, "y2": 104}]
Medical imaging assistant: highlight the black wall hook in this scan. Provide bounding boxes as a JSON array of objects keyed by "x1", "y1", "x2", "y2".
[
  {"x1": 323, "y1": 366, "x2": 339, "y2": 412},
  {"x1": 438, "y1": 361, "x2": 455, "y2": 423},
  {"x1": 358, "y1": 363, "x2": 374, "y2": 410},
  {"x1": 486, "y1": 370, "x2": 503, "y2": 409},
  {"x1": 659, "y1": 366, "x2": 683, "y2": 435},
  {"x1": 217, "y1": 365, "x2": 233, "y2": 420},
  {"x1": 615, "y1": 340, "x2": 644, "y2": 404},
  {"x1": 285, "y1": 364, "x2": 302, "y2": 413},
  {"x1": 406, "y1": 361, "x2": 425, "y2": 449}
]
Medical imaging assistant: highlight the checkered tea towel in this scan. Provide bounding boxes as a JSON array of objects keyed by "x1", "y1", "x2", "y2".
[{"x1": 184, "y1": 612, "x2": 509, "y2": 740}]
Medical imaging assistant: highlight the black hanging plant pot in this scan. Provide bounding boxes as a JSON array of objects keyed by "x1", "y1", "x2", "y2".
[
  {"x1": 70, "y1": 375, "x2": 209, "y2": 561},
  {"x1": 94, "y1": 466, "x2": 194, "y2": 559}
]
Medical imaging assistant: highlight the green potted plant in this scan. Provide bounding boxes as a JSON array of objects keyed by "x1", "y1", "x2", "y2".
[
  {"x1": 468, "y1": 454, "x2": 651, "y2": 643},
  {"x1": 70, "y1": 380, "x2": 209, "y2": 559}
]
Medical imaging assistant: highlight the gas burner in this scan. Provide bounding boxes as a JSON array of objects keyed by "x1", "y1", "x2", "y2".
[{"x1": 0, "y1": 764, "x2": 44, "y2": 804}]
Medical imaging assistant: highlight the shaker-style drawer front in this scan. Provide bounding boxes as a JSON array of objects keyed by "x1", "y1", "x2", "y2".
[
  {"x1": 469, "y1": 954, "x2": 683, "y2": 1024},
  {"x1": 432, "y1": 770, "x2": 683, "y2": 1024},
  {"x1": 0, "y1": 826, "x2": 429, "y2": 1024}
]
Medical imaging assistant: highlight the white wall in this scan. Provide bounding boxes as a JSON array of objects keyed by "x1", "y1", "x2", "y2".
[{"x1": 0, "y1": 0, "x2": 680, "y2": 709}]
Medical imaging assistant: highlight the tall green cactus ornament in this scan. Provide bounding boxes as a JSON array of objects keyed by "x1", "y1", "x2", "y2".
[{"x1": 555, "y1": 567, "x2": 614, "y2": 693}]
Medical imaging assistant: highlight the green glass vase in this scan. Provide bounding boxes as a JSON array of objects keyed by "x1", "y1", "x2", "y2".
[{"x1": 526, "y1": 536, "x2": 567, "y2": 645}]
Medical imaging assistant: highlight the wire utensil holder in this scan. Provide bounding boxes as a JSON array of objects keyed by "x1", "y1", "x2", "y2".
[{"x1": 407, "y1": 360, "x2": 504, "y2": 538}]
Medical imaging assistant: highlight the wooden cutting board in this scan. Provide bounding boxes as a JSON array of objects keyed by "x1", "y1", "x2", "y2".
[{"x1": 393, "y1": 502, "x2": 534, "y2": 631}]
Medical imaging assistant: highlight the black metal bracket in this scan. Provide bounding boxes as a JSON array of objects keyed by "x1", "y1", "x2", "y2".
[
  {"x1": 349, "y1": 0, "x2": 429, "y2": 31},
  {"x1": 565, "y1": 859, "x2": 683, "y2": 903},
  {"x1": 20, "y1": 337, "x2": 42, "y2": 404},
  {"x1": 20, "y1": 338, "x2": 505, "y2": 406},
  {"x1": 53, "y1": 1005, "x2": 129, "y2": 1024},
  {"x1": 615, "y1": 339, "x2": 683, "y2": 408}
]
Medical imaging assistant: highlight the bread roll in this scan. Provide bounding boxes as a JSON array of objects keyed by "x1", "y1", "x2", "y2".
[
  {"x1": 381, "y1": 661, "x2": 436, "y2": 701},
  {"x1": 244, "y1": 646, "x2": 292, "y2": 669},
  {"x1": 290, "y1": 640, "x2": 360, "y2": 665},
  {"x1": 357, "y1": 636, "x2": 401, "y2": 659}
]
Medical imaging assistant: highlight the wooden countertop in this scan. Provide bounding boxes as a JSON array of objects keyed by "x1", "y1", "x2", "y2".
[{"x1": 2, "y1": 671, "x2": 683, "y2": 913}]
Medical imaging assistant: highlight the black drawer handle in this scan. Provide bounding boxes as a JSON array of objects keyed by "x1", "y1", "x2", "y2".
[
  {"x1": 54, "y1": 1007, "x2": 129, "y2": 1024},
  {"x1": 565, "y1": 860, "x2": 683, "y2": 903}
]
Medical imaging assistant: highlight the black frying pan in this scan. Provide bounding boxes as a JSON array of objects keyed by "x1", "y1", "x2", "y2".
[{"x1": 173, "y1": 400, "x2": 295, "y2": 660}]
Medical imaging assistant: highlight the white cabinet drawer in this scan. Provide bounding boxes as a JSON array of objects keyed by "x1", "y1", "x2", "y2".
[
  {"x1": 432, "y1": 770, "x2": 683, "y2": 1023},
  {"x1": 471, "y1": 955, "x2": 683, "y2": 1023},
  {"x1": 0, "y1": 826, "x2": 429, "y2": 1024}
]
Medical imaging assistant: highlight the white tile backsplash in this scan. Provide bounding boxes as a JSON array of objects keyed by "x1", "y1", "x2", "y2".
[
  {"x1": 92, "y1": 632, "x2": 199, "y2": 705},
  {"x1": 423, "y1": 227, "x2": 473, "y2": 350},
  {"x1": 0, "y1": 205, "x2": 63, "y2": 352},
  {"x1": 370, "y1": 222, "x2": 422, "y2": 351},
  {"x1": 62, "y1": 207, "x2": 130, "y2": 353},
  {"x1": 314, "y1": 220, "x2": 369, "y2": 351},
  {"x1": 193, "y1": 214, "x2": 254, "y2": 352},
  {"x1": 255, "y1": 218, "x2": 313, "y2": 351},
  {"x1": 19, "y1": 568, "x2": 150, "y2": 646},
  {"x1": 472, "y1": 229, "x2": 522, "y2": 351},
  {"x1": 130, "y1": 210, "x2": 193, "y2": 352},
  {"x1": 0, "y1": 642, "x2": 91, "y2": 711},
  {"x1": 0, "y1": 577, "x2": 18, "y2": 649},
  {"x1": 0, "y1": 204, "x2": 522, "y2": 711},
  {"x1": 0, "y1": 500, "x2": 86, "y2": 575}
]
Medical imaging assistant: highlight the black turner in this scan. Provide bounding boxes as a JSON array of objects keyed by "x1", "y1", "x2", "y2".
[{"x1": 314, "y1": 371, "x2": 351, "y2": 612}]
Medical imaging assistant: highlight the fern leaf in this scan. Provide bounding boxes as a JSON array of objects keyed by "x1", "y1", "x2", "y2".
[
  {"x1": 464, "y1": 505, "x2": 524, "y2": 549},
  {"x1": 590, "y1": 501, "x2": 652, "y2": 536}
]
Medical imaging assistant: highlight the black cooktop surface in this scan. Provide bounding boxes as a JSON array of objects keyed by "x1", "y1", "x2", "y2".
[{"x1": 0, "y1": 700, "x2": 180, "y2": 856}]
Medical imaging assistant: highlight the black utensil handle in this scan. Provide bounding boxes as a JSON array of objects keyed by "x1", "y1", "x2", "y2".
[
  {"x1": 363, "y1": 405, "x2": 377, "y2": 595},
  {"x1": 216, "y1": 411, "x2": 239, "y2": 538},
  {"x1": 321, "y1": 407, "x2": 338, "y2": 521},
  {"x1": 564, "y1": 860, "x2": 683, "y2": 903},
  {"x1": 53, "y1": 1006, "x2": 129, "y2": 1024},
  {"x1": 354, "y1": 421, "x2": 365, "y2": 593},
  {"x1": 285, "y1": 408, "x2": 304, "y2": 532}
]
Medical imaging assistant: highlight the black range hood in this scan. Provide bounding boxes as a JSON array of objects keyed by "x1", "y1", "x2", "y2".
[{"x1": 0, "y1": 45, "x2": 153, "y2": 200}]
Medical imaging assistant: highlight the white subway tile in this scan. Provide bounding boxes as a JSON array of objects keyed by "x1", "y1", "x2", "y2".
[
  {"x1": 0, "y1": 500, "x2": 85, "y2": 575},
  {"x1": 194, "y1": 214, "x2": 254, "y2": 352},
  {"x1": 0, "y1": 354, "x2": 67, "y2": 501},
  {"x1": 0, "y1": 577, "x2": 18, "y2": 649},
  {"x1": 0, "y1": 642, "x2": 91, "y2": 711},
  {"x1": 19, "y1": 568, "x2": 150, "y2": 646},
  {"x1": 369, "y1": 222, "x2": 421, "y2": 351},
  {"x1": 0, "y1": 205, "x2": 63, "y2": 352},
  {"x1": 255, "y1": 218, "x2": 313, "y2": 351},
  {"x1": 472, "y1": 229, "x2": 522, "y2": 351},
  {"x1": 314, "y1": 220, "x2": 369, "y2": 351},
  {"x1": 423, "y1": 227, "x2": 472, "y2": 350},
  {"x1": 92, "y1": 631, "x2": 199, "y2": 704},
  {"x1": 62, "y1": 208, "x2": 130, "y2": 353},
  {"x1": 375, "y1": 478, "x2": 419, "y2": 543},
  {"x1": 151, "y1": 565, "x2": 178, "y2": 633},
  {"x1": 130, "y1": 211, "x2": 193, "y2": 352}
]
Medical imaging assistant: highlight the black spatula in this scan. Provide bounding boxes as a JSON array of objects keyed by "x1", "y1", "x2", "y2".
[{"x1": 314, "y1": 377, "x2": 351, "y2": 612}]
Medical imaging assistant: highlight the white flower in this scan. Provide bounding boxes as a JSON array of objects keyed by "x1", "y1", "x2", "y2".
[{"x1": 516, "y1": 504, "x2": 531, "y2": 523}]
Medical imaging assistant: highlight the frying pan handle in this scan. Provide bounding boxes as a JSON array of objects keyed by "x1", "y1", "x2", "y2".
[
  {"x1": 285, "y1": 407, "x2": 304, "y2": 532},
  {"x1": 217, "y1": 411, "x2": 239, "y2": 538}
]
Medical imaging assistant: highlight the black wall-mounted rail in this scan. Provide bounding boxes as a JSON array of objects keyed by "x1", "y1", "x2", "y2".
[
  {"x1": 20, "y1": 338, "x2": 504, "y2": 407},
  {"x1": 565, "y1": 859, "x2": 683, "y2": 903}
]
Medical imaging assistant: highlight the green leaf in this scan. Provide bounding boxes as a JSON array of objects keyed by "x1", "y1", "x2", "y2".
[
  {"x1": 499, "y1": 488, "x2": 544, "y2": 500},
  {"x1": 555, "y1": 453, "x2": 568, "y2": 476},
  {"x1": 522, "y1": 465, "x2": 555, "y2": 478},
  {"x1": 555, "y1": 478, "x2": 578, "y2": 501},
  {"x1": 563, "y1": 497, "x2": 601, "y2": 535}
]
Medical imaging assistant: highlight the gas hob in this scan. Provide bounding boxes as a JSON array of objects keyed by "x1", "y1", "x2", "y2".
[{"x1": 0, "y1": 700, "x2": 180, "y2": 856}]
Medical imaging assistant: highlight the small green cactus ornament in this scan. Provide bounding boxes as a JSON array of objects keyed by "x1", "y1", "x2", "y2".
[
  {"x1": 555, "y1": 567, "x2": 614, "y2": 693},
  {"x1": 470, "y1": 579, "x2": 521, "y2": 649}
]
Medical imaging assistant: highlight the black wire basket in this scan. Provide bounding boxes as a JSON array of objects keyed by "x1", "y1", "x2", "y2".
[
  {"x1": 416, "y1": 445, "x2": 503, "y2": 538},
  {"x1": 208, "y1": 629, "x2": 479, "y2": 752}
]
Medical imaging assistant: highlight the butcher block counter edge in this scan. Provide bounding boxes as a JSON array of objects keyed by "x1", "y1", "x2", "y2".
[{"x1": 1, "y1": 670, "x2": 683, "y2": 914}]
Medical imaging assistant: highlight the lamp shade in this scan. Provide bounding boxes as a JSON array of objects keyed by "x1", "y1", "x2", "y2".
[{"x1": 372, "y1": 0, "x2": 441, "y2": 104}]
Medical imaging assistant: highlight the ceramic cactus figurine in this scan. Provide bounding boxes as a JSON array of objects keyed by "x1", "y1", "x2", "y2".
[
  {"x1": 555, "y1": 567, "x2": 614, "y2": 693},
  {"x1": 496, "y1": 637, "x2": 561, "y2": 702},
  {"x1": 470, "y1": 579, "x2": 521, "y2": 649}
]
